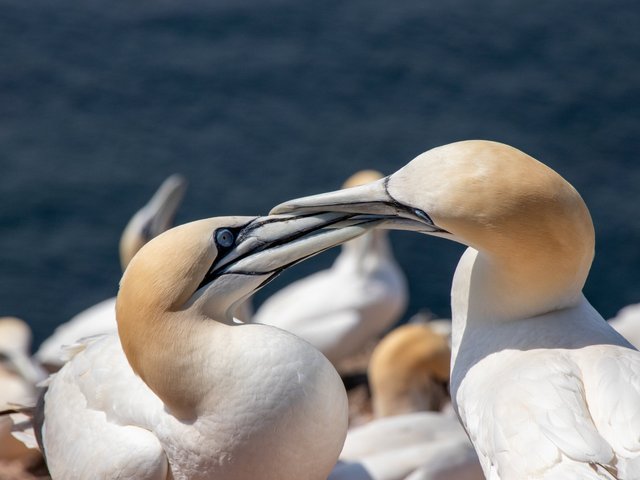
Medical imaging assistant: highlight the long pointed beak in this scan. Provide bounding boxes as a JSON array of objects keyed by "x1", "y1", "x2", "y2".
[
  {"x1": 270, "y1": 178, "x2": 443, "y2": 233},
  {"x1": 199, "y1": 213, "x2": 382, "y2": 289},
  {"x1": 228, "y1": 214, "x2": 379, "y2": 275},
  {"x1": 272, "y1": 178, "x2": 394, "y2": 216}
]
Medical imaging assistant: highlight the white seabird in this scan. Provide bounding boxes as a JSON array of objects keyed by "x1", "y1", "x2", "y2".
[
  {"x1": 30, "y1": 212, "x2": 378, "y2": 479},
  {"x1": 35, "y1": 174, "x2": 187, "y2": 370},
  {"x1": 272, "y1": 140, "x2": 640, "y2": 479},
  {"x1": 368, "y1": 323, "x2": 451, "y2": 417},
  {"x1": 330, "y1": 323, "x2": 483, "y2": 480},
  {"x1": 253, "y1": 170, "x2": 408, "y2": 366}
]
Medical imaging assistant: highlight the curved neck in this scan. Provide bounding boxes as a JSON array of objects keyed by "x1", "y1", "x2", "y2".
[
  {"x1": 336, "y1": 229, "x2": 394, "y2": 271},
  {"x1": 450, "y1": 242, "x2": 590, "y2": 365},
  {"x1": 116, "y1": 288, "x2": 223, "y2": 420}
]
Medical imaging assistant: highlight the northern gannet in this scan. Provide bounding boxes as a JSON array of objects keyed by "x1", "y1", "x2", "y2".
[
  {"x1": 609, "y1": 303, "x2": 640, "y2": 348},
  {"x1": 369, "y1": 323, "x2": 451, "y2": 417},
  {"x1": 0, "y1": 318, "x2": 44, "y2": 466},
  {"x1": 35, "y1": 174, "x2": 187, "y2": 370},
  {"x1": 330, "y1": 324, "x2": 483, "y2": 480},
  {"x1": 253, "y1": 170, "x2": 407, "y2": 367},
  {"x1": 34, "y1": 213, "x2": 377, "y2": 480},
  {"x1": 272, "y1": 140, "x2": 640, "y2": 479}
]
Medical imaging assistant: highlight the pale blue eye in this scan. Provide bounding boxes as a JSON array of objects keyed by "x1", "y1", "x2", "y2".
[{"x1": 215, "y1": 229, "x2": 234, "y2": 248}]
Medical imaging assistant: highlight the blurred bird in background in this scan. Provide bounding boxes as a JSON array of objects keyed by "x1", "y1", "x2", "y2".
[
  {"x1": 34, "y1": 174, "x2": 187, "y2": 372},
  {"x1": 331, "y1": 323, "x2": 483, "y2": 480},
  {"x1": 254, "y1": 170, "x2": 408, "y2": 369}
]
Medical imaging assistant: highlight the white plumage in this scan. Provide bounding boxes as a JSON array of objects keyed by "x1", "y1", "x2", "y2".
[
  {"x1": 331, "y1": 412, "x2": 482, "y2": 480},
  {"x1": 272, "y1": 140, "x2": 640, "y2": 479},
  {"x1": 42, "y1": 336, "x2": 168, "y2": 479},
  {"x1": 34, "y1": 214, "x2": 372, "y2": 479},
  {"x1": 330, "y1": 323, "x2": 482, "y2": 480}
]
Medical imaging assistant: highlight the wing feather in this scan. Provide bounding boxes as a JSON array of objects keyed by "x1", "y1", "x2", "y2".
[
  {"x1": 458, "y1": 349, "x2": 615, "y2": 479},
  {"x1": 581, "y1": 346, "x2": 640, "y2": 478},
  {"x1": 43, "y1": 335, "x2": 168, "y2": 480}
]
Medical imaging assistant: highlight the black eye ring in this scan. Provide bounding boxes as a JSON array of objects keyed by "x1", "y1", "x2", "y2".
[
  {"x1": 215, "y1": 228, "x2": 235, "y2": 248},
  {"x1": 413, "y1": 208, "x2": 435, "y2": 226}
]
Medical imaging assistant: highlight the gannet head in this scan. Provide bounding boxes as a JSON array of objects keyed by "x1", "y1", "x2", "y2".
[
  {"x1": 119, "y1": 174, "x2": 188, "y2": 270},
  {"x1": 369, "y1": 323, "x2": 451, "y2": 417},
  {"x1": 272, "y1": 141, "x2": 595, "y2": 318},
  {"x1": 116, "y1": 213, "x2": 378, "y2": 413}
]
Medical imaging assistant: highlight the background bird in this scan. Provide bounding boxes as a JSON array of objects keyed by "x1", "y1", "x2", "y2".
[
  {"x1": 608, "y1": 303, "x2": 640, "y2": 349},
  {"x1": 331, "y1": 323, "x2": 483, "y2": 480},
  {"x1": 368, "y1": 323, "x2": 451, "y2": 417},
  {"x1": 254, "y1": 169, "x2": 408, "y2": 368},
  {"x1": 34, "y1": 174, "x2": 187, "y2": 371},
  {"x1": 0, "y1": 317, "x2": 46, "y2": 472}
]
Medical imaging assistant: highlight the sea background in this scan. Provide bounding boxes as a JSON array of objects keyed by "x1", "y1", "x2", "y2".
[{"x1": 1, "y1": 0, "x2": 639, "y2": 347}]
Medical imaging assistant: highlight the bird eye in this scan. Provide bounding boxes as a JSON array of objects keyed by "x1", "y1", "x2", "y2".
[
  {"x1": 215, "y1": 228, "x2": 235, "y2": 248},
  {"x1": 413, "y1": 208, "x2": 435, "y2": 226}
]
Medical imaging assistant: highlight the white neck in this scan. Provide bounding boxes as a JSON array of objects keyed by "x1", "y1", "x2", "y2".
[
  {"x1": 450, "y1": 246, "x2": 586, "y2": 377},
  {"x1": 335, "y1": 229, "x2": 394, "y2": 273}
]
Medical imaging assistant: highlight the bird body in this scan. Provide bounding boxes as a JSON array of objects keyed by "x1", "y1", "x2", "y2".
[
  {"x1": 34, "y1": 214, "x2": 370, "y2": 479},
  {"x1": 330, "y1": 323, "x2": 481, "y2": 480},
  {"x1": 43, "y1": 328, "x2": 342, "y2": 480},
  {"x1": 451, "y1": 266, "x2": 638, "y2": 478},
  {"x1": 330, "y1": 412, "x2": 482, "y2": 480},
  {"x1": 272, "y1": 140, "x2": 640, "y2": 479}
]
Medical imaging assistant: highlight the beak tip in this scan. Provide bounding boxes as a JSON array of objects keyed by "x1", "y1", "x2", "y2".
[{"x1": 269, "y1": 203, "x2": 294, "y2": 215}]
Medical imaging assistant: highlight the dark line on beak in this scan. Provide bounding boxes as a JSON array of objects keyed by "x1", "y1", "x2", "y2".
[
  {"x1": 383, "y1": 176, "x2": 440, "y2": 229},
  {"x1": 196, "y1": 213, "x2": 355, "y2": 292}
]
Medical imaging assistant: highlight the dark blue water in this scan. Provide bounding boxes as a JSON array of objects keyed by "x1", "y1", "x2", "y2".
[{"x1": 1, "y1": 0, "x2": 639, "y2": 347}]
